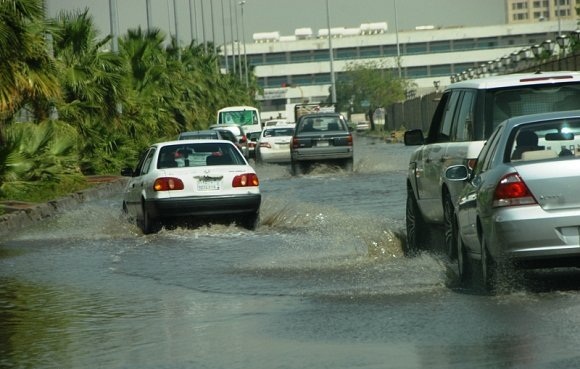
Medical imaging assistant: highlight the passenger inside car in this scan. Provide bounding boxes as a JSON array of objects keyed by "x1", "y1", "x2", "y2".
[{"x1": 511, "y1": 130, "x2": 541, "y2": 160}]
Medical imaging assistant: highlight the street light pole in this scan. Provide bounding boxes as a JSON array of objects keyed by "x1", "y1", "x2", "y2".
[
  {"x1": 326, "y1": 0, "x2": 336, "y2": 104},
  {"x1": 109, "y1": 0, "x2": 118, "y2": 53},
  {"x1": 394, "y1": 0, "x2": 401, "y2": 78},
  {"x1": 240, "y1": 1, "x2": 248, "y2": 87},
  {"x1": 229, "y1": 0, "x2": 236, "y2": 74},
  {"x1": 201, "y1": 0, "x2": 207, "y2": 53},
  {"x1": 235, "y1": 0, "x2": 242, "y2": 80},
  {"x1": 221, "y1": 0, "x2": 229, "y2": 72}
]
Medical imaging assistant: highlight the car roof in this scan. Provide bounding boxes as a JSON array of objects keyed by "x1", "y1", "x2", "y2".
[
  {"x1": 447, "y1": 71, "x2": 580, "y2": 91},
  {"x1": 502, "y1": 109, "x2": 580, "y2": 129},
  {"x1": 179, "y1": 130, "x2": 219, "y2": 136},
  {"x1": 153, "y1": 139, "x2": 235, "y2": 147}
]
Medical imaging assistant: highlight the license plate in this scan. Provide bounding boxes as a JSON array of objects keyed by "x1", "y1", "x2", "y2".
[
  {"x1": 197, "y1": 179, "x2": 220, "y2": 191},
  {"x1": 316, "y1": 140, "x2": 329, "y2": 147}
]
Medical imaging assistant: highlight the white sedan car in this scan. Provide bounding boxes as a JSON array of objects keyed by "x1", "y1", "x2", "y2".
[
  {"x1": 121, "y1": 139, "x2": 261, "y2": 234},
  {"x1": 255, "y1": 125, "x2": 295, "y2": 164}
]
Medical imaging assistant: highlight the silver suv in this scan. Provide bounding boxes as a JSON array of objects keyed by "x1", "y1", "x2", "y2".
[
  {"x1": 290, "y1": 113, "x2": 353, "y2": 175},
  {"x1": 404, "y1": 71, "x2": 580, "y2": 257}
]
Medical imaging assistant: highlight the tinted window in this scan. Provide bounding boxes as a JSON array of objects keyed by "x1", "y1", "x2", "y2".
[
  {"x1": 485, "y1": 83, "x2": 580, "y2": 138},
  {"x1": 439, "y1": 90, "x2": 461, "y2": 141},
  {"x1": 157, "y1": 142, "x2": 245, "y2": 168},
  {"x1": 453, "y1": 90, "x2": 476, "y2": 142}
]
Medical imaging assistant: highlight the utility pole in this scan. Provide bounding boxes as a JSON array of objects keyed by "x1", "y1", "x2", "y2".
[{"x1": 326, "y1": 0, "x2": 336, "y2": 104}]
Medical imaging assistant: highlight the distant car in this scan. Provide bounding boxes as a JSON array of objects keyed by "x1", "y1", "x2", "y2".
[
  {"x1": 255, "y1": 125, "x2": 295, "y2": 164},
  {"x1": 445, "y1": 110, "x2": 580, "y2": 291},
  {"x1": 246, "y1": 131, "x2": 261, "y2": 159},
  {"x1": 121, "y1": 139, "x2": 261, "y2": 234},
  {"x1": 356, "y1": 121, "x2": 370, "y2": 131},
  {"x1": 290, "y1": 112, "x2": 353, "y2": 175},
  {"x1": 209, "y1": 124, "x2": 249, "y2": 158},
  {"x1": 177, "y1": 130, "x2": 223, "y2": 140},
  {"x1": 263, "y1": 119, "x2": 288, "y2": 128}
]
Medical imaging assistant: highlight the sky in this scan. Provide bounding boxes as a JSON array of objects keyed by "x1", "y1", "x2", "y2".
[{"x1": 45, "y1": 0, "x2": 507, "y2": 46}]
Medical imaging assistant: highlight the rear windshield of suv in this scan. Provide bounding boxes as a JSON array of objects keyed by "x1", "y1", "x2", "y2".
[
  {"x1": 297, "y1": 115, "x2": 347, "y2": 133},
  {"x1": 485, "y1": 83, "x2": 580, "y2": 138}
]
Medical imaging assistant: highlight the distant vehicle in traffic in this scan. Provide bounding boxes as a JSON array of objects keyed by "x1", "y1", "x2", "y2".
[
  {"x1": 177, "y1": 130, "x2": 223, "y2": 140},
  {"x1": 216, "y1": 106, "x2": 262, "y2": 135},
  {"x1": 209, "y1": 124, "x2": 249, "y2": 158},
  {"x1": 255, "y1": 125, "x2": 295, "y2": 164},
  {"x1": 121, "y1": 139, "x2": 261, "y2": 234},
  {"x1": 445, "y1": 110, "x2": 580, "y2": 292},
  {"x1": 290, "y1": 112, "x2": 353, "y2": 175},
  {"x1": 356, "y1": 121, "x2": 370, "y2": 131},
  {"x1": 246, "y1": 131, "x2": 261, "y2": 159}
]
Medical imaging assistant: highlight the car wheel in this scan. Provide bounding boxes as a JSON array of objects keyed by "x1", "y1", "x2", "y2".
[
  {"x1": 240, "y1": 211, "x2": 259, "y2": 230},
  {"x1": 443, "y1": 192, "x2": 457, "y2": 259},
  {"x1": 480, "y1": 235, "x2": 497, "y2": 293},
  {"x1": 456, "y1": 230, "x2": 471, "y2": 285},
  {"x1": 343, "y1": 158, "x2": 354, "y2": 172},
  {"x1": 405, "y1": 187, "x2": 429, "y2": 256},
  {"x1": 291, "y1": 161, "x2": 301, "y2": 176},
  {"x1": 140, "y1": 200, "x2": 160, "y2": 235}
]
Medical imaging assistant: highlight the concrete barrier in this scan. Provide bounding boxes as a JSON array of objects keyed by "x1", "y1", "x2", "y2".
[{"x1": 0, "y1": 177, "x2": 128, "y2": 238}]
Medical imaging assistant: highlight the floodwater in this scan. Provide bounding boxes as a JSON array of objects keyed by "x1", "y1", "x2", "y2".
[{"x1": 2, "y1": 136, "x2": 580, "y2": 369}]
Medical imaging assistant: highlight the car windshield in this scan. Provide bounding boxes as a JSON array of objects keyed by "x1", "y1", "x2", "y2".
[
  {"x1": 157, "y1": 142, "x2": 245, "y2": 168},
  {"x1": 508, "y1": 118, "x2": 580, "y2": 162}
]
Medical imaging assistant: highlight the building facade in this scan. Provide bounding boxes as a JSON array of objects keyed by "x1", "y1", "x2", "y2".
[
  {"x1": 224, "y1": 18, "x2": 577, "y2": 120},
  {"x1": 507, "y1": 0, "x2": 576, "y2": 23}
]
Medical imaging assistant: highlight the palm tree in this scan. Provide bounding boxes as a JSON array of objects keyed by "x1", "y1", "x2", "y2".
[
  {"x1": 49, "y1": 8, "x2": 127, "y2": 174},
  {"x1": 0, "y1": 120, "x2": 83, "y2": 201},
  {"x1": 0, "y1": 0, "x2": 61, "y2": 143}
]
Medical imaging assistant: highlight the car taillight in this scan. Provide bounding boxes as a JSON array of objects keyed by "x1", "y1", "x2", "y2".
[
  {"x1": 240, "y1": 135, "x2": 247, "y2": 144},
  {"x1": 154, "y1": 177, "x2": 184, "y2": 191},
  {"x1": 259, "y1": 142, "x2": 272, "y2": 148},
  {"x1": 232, "y1": 173, "x2": 259, "y2": 187},
  {"x1": 492, "y1": 173, "x2": 536, "y2": 208},
  {"x1": 292, "y1": 137, "x2": 299, "y2": 148}
]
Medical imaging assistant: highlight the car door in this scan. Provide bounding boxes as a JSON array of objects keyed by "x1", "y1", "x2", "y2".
[
  {"x1": 458, "y1": 124, "x2": 504, "y2": 253},
  {"x1": 415, "y1": 90, "x2": 461, "y2": 221},
  {"x1": 125, "y1": 147, "x2": 156, "y2": 216}
]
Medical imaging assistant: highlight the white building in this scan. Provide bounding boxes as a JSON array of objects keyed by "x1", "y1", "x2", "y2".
[{"x1": 224, "y1": 19, "x2": 577, "y2": 120}]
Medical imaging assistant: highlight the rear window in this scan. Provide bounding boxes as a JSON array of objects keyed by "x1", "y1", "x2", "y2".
[
  {"x1": 508, "y1": 118, "x2": 580, "y2": 162},
  {"x1": 263, "y1": 127, "x2": 294, "y2": 137},
  {"x1": 486, "y1": 83, "x2": 580, "y2": 136},
  {"x1": 157, "y1": 142, "x2": 245, "y2": 168},
  {"x1": 297, "y1": 115, "x2": 347, "y2": 133}
]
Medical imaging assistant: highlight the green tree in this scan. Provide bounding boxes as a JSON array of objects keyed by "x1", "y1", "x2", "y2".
[
  {"x1": 49, "y1": 8, "x2": 128, "y2": 174},
  {"x1": 0, "y1": 120, "x2": 84, "y2": 201},
  {"x1": 0, "y1": 0, "x2": 61, "y2": 141},
  {"x1": 335, "y1": 60, "x2": 412, "y2": 130}
]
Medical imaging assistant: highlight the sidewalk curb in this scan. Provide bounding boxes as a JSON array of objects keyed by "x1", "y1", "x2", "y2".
[{"x1": 0, "y1": 178, "x2": 128, "y2": 238}]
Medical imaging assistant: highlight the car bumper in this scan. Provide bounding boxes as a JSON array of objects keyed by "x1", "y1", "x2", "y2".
[
  {"x1": 261, "y1": 150, "x2": 291, "y2": 163},
  {"x1": 486, "y1": 206, "x2": 580, "y2": 267},
  {"x1": 291, "y1": 148, "x2": 353, "y2": 162},
  {"x1": 144, "y1": 193, "x2": 261, "y2": 219}
]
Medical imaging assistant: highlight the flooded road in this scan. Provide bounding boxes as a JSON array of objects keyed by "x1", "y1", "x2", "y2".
[{"x1": 2, "y1": 136, "x2": 580, "y2": 369}]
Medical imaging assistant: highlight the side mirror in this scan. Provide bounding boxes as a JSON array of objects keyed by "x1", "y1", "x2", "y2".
[
  {"x1": 444, "y1": 165, "x2": 469, "y2": 181},
  {"x1": 404, "y1": 129, "x2": 425, "y2": 146},
  {"x1": 121, "y1": 167, "x2": 134, "y2": 177}
]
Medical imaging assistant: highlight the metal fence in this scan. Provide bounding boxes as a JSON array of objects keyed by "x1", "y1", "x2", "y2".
[{"x1": 383, "y1": 51, "x2": 580, "y2": 133}]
